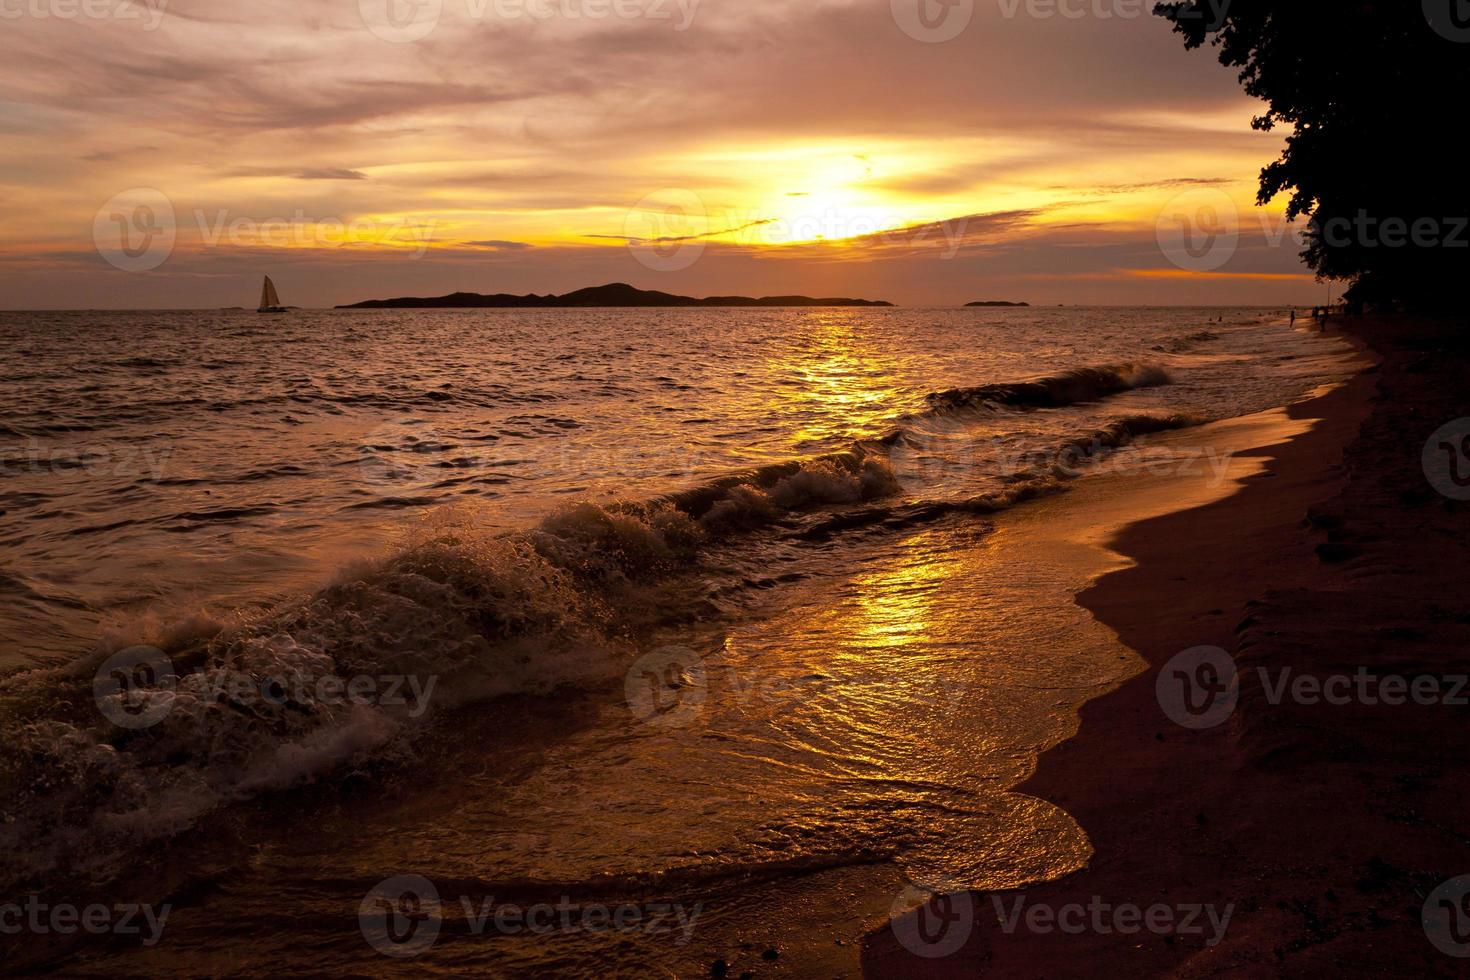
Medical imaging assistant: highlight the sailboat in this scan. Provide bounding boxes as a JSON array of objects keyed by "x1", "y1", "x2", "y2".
[{"x1": 257, "y1": 275, "x2": 287, "y2": 313}]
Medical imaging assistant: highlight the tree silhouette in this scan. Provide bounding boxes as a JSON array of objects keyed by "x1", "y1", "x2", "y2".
[{"x1": 1156, "y1": 2, "x2": 1468, "y2": 310}]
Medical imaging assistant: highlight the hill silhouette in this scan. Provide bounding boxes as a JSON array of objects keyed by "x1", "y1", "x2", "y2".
[{"x1": 337, "y1": 282, "x2": 892, "y2": 309}]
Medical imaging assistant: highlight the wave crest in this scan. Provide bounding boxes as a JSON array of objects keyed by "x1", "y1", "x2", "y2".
[{"x1": 925, "y1": 363, "x2": 1172, "y2": 413}]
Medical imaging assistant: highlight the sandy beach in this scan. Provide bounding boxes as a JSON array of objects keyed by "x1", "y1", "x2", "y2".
[{"x1": 868, "y1": 314, "x2": 1470, "y2": 975}]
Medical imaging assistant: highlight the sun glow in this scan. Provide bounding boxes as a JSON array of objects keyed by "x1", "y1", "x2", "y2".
[{"x1": 635, "y1": 141, "x2": 1006, "y2": 249}]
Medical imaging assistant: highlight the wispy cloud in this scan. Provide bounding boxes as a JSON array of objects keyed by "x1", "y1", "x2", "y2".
[
  {"x1": 0, "y1": 0, "x2": 1301, "y2": 307},
  {"x1": 463, "y1": 240, "x2": 534, "y2": 250},
  {"x1": 228, "y1": 167, "x2": 370, "y2": 180}
]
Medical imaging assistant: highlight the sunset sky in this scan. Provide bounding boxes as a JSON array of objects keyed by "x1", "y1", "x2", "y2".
[{"x1": 0, "y1": 0, "x2": 1327, "y2": 308}]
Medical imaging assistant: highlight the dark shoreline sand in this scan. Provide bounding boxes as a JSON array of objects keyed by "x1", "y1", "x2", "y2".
[{"x1": 867, "y1": 314, "x2": 1470, "y2": 976}]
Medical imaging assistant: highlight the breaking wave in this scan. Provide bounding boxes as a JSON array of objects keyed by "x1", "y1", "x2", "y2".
[
  {"x1": 0, "y1": 362, "x2": 1198, "y2": 889},
  {"x1": 924, "y1": 363, "x2": 1172, "y2": 413}
]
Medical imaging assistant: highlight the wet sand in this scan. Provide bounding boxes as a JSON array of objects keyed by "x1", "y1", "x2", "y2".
[{"x1": 868, "y1": 314, "x2": 1470, "y2": 975}]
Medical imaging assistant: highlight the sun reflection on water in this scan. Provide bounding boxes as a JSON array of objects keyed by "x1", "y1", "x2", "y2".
[
  {"x1": 768, "y1": 314, "x2": 907, "y2": 450},
  {"x1": 843, "y1": 534, "x2": 951, "y2": 656}
]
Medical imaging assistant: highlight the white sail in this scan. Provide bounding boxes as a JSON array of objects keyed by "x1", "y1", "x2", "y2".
[{"x1": 259, "y1": 276, "x2": 281, "y2": 311}]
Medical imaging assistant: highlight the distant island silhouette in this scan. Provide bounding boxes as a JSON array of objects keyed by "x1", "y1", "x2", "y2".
[
  {"x1": 966, "y1": 300, "x2": 1029, "y2": 307},
  {"x1": 338, "y1": 282, "x2": 892, "y2": 309}
]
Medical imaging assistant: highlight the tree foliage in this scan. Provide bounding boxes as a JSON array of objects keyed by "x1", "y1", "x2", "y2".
[{"x1": 1156, "y1": 2, "x2": 1467, "y2": 308}]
